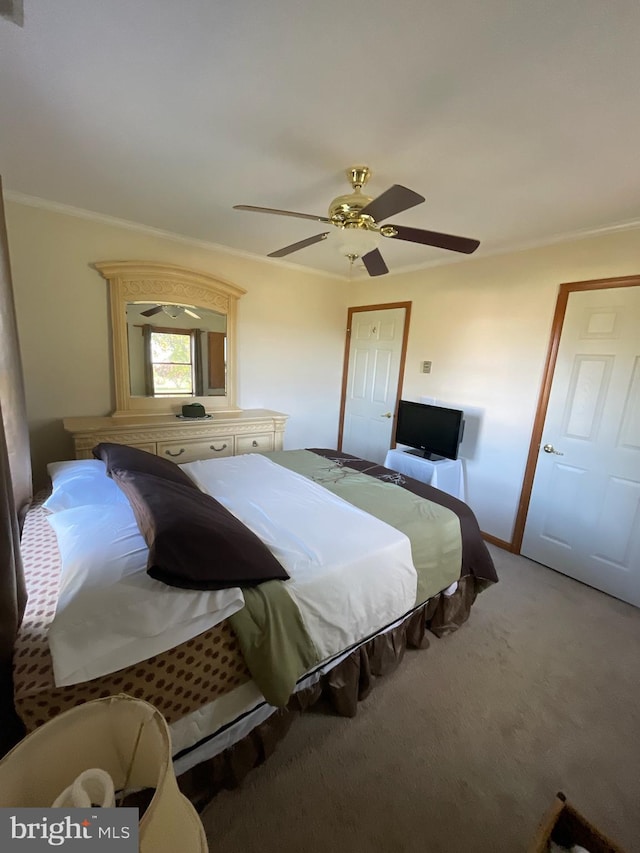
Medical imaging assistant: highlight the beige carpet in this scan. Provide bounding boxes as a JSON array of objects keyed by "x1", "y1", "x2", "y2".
[{"x1": 200, "y1": 546, "x2": 640, "y2": 852}]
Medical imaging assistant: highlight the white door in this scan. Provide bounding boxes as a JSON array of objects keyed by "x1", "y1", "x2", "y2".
[
  {"x1": 340, "y1": 306, "x2": 407, "y2": 464},
  {"x1": 521, "y1": 286, "x2": 640, "y2": 606}
]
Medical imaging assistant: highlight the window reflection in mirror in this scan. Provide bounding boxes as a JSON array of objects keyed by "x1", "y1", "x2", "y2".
[{"x1": 126, "y1": 303, "x2": 227, "y2": 398}]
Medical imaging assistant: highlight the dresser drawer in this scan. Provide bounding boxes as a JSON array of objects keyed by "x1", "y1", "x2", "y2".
[
  {"x1": 129, "y1": 442, "x2": 157, "y2": 455},
  {"x1": 157, "y1": 436, "x2": 234, "y2": 464},
  {"x1": 235, "y1": 433, "x2": 275, "y2": 455}
]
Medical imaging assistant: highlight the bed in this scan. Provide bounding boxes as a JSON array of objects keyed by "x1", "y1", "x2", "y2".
[{"x1": 8, "y1": 444, "x2": 497, "y2": 809}]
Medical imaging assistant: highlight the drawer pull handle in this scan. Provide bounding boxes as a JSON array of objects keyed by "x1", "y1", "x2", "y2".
[
  {"x1": 165, "y1": 448, "x2": 185, "y2": 458},
  {"x1": 252, "y1": 440, "x2": 258, "y2": 447},
  {"x1": 210, "y1": 443, "x2": 228, "y2": 452}
]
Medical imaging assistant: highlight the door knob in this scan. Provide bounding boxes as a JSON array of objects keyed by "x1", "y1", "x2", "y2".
[
  {"x1": 543, "y1": 443, "x2": 564, "y2": 456},
  {"x1": 381, "y1": 412, "x2": 392, "y2": 418}
]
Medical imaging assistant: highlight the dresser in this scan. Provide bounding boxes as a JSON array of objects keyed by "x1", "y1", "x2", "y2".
[{"x1": 64, "y1": 409, "x2": 288, "y2": 464}]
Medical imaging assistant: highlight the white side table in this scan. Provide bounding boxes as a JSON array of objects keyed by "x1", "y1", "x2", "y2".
[{"x1": 383, "y1": 448, "x2": 465, "y2": 501}]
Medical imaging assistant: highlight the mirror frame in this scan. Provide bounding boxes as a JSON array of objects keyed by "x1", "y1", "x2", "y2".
[{"x1": 94, "y1": 261, "x2": 246, "y2": 416}]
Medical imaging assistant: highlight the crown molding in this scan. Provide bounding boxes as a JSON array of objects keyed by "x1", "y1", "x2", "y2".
[
  {"x1": 380, "y1": 215, "x2": 640, "y2": 280},
  {"x1": 5, "y1": 190, "x2": 639, "y2": 283},
  {"x1": 3, "y1": 191, "x2": 344, "y2": 281}
]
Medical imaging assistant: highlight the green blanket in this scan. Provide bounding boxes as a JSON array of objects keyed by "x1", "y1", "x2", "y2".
[{"x1": 229, "y1": 450, "x2": 462, "y2": 706}]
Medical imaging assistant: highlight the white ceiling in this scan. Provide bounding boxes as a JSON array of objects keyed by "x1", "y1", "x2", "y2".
[{"x1": 1, "y1": 1, "x2": 640, "y2": 279}]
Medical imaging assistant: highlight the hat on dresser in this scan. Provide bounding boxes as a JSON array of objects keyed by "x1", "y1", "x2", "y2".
[{"x1": 181, "y1": 403, "x2": 206, "y2": 419}]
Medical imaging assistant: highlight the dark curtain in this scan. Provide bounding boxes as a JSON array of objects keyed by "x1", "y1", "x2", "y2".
[
  {"x1": 193, "y1": 329, "x2": 204, "y2": 397},
  {"x1": 0, "y1": 176, "x2": 31, "y2": 752},
  {"x1": 142, "y1": 324, "x2": 154, "y2": 396}
]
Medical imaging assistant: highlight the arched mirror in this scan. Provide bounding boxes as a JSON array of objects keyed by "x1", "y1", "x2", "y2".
[{"x1": 95, "y1": 261, "x2": 246, "y2": 416}]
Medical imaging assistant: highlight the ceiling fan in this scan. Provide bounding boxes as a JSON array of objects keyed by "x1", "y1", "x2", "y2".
[
  {"x1": 233, "y1": 166, "x2": 480, "y2": 276},
  {"x1": 139, "y1": 305, "x2": 201, "y2": 320}
]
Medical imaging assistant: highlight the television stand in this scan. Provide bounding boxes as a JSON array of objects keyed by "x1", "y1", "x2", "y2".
[{"x1": 383, "y1": 449, "x2": 465, "y2": 500}]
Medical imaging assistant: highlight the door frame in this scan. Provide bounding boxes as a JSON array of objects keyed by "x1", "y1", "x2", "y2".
[
  {"x1": 512, "y1": 273, "x2": 640, "y2": 553},
  {"x1": 337, "y1": 301, "x2": 412, "y2": 452}
]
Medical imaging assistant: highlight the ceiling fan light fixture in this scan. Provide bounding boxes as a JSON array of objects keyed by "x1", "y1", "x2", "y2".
[
  {"x1": 161, "y1": 305, "x2": 183, "y2": 319},
  {"x1": 331, "y1": 225, "x2": 380, "y2": 261}
]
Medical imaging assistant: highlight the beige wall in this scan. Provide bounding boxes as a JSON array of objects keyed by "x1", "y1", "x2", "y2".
[
  {"x1": 5, "y1": 201, "x2": 347, "y2": 489},
  {"x1": 6, "y1": 198, "x2": 640, "y2": 541},
  {"x1": 349, "y1": 228, "x2": 640, "y2": 540}
]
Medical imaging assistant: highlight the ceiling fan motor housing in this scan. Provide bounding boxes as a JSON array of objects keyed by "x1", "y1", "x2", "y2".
[
  {"x1": 329, "y1": 165, "x2": 376, "y2": 228},
  {"x1": 329, "y1": 193, "x2": 375, "y2": 227}
]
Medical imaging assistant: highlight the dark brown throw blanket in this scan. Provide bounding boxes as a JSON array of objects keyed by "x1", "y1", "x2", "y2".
[{"x1": 306, "y1": 449, "x2": 498, "y2": 587}]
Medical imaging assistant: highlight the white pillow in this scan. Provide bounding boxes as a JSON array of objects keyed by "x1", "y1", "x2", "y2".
[
  {"x1": 47, "y1": 503, "x2": 245, "y2": 687},
  {"x1": 44, "y1": 459, "x2": 129, "y2": 512}
]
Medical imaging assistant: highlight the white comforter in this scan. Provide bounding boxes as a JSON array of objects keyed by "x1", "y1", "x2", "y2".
[{"x1": 181, "y1": 453, "x2": 417, "y2": 661}]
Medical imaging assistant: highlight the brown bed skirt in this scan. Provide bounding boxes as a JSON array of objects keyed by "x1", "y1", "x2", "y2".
[{"x1": 178, "y1": 573, "x2": 490, "y2": 811}]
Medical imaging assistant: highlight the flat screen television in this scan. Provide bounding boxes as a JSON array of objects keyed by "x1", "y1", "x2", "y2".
[{"x1": 395, "y1": 400, "x2": 464, "y2": 461}]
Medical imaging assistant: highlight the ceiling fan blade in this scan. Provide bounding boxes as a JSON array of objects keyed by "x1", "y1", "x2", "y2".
[
  {"x1": 140, "y1": 305, "x2": 163, "y2": 317},
  {"x1": 359, "y1": 185, "x2": 425, "y2": 222},
  {"x1": 361, "y1": 248, "x2": 389, "y2": 277},
  {"x1": 234, "y1": 204, "x2": 331, "y2": 224},
  {"x1": 384, "y1": 224, "x2": 480, "y2": 254},
  {"x1": 184, "y1": 308, "x2": 201, "y2": 319},
  {"x1": 267, "y1": 232, "x2": 331, "y2": 258}
]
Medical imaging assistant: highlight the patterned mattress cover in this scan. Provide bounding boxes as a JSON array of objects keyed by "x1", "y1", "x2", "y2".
[{"x1": 14, "y1": 497, "x2": 251, "y2": 733}]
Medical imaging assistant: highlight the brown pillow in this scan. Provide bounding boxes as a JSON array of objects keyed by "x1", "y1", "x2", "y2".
[
  {"x1": 111, "y1": 468, "x2": 290, "y2": 590},
  {"x1": 93, "y1": 442, "x2": 196, "y2": 489}
]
